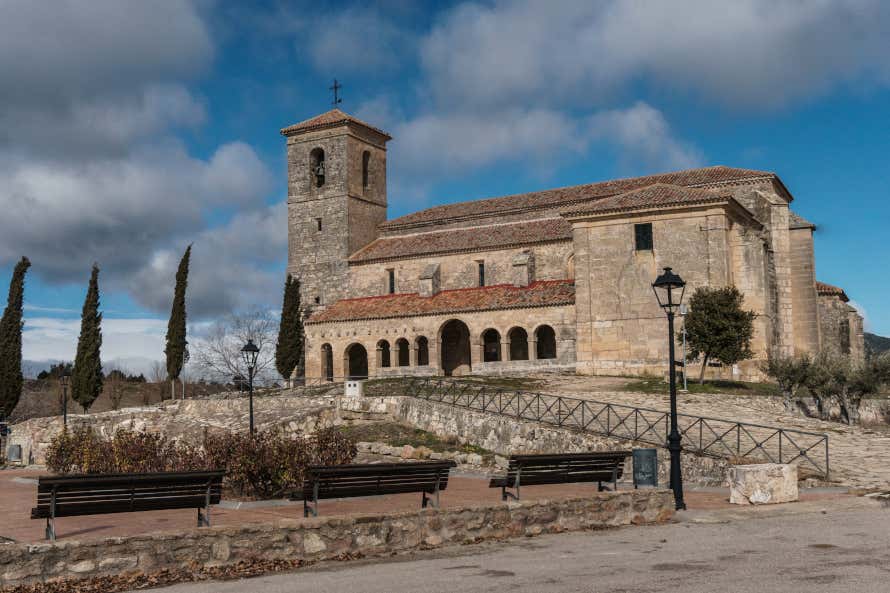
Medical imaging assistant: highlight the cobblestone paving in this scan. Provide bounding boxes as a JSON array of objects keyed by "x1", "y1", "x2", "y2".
[{"x1": 536, "y1": 375, "x2": 890, "y2": 490}]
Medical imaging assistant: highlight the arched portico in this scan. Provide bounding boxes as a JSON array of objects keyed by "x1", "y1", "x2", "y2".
[
  {"x1": 344, "y1": 343, "x2": 369, "y2": 379},
  {"x1": 439, "y1": 319, "x2": 471, "y2": 376}
]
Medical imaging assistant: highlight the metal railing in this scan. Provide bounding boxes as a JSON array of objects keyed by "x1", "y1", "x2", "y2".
[{"x1": 405, "y1": 378, "x2": 830, "y2": 478}]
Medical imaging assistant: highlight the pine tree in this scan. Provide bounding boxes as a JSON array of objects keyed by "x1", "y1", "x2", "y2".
[
  {"x1": 0, "y1": 257, "x2": 31, "y2": 419},
  {"x1": 72, "y1": 264, "x2": 103, "y2": 412},
  {"x1": 275, "y1": 275, "x2": 304, "y2": 381},
  {"x1": 165, "y1": 245, "x2": 190, "y2": 399}
]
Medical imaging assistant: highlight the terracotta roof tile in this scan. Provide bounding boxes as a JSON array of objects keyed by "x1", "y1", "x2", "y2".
[
  {"x1": 280, "y1": 109, "x2": 391, "y2": 139},
  {"x1": 381, "y1": 166, "x2": 776, "y2": 230},
  {"x1": 350, "y1": 218, "x2": 572, "y2": 263},
  {"x1": 816, "y1": 281, "x2": 849, "y2": 302},
  {"x1": 561, "y1": 183, "x2": 728, "y2": 217},
  {"x1": 306, "y1": 280, "x2": 575, "y2": 324}
]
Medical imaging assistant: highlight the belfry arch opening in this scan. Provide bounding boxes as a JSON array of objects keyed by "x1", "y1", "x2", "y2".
[
  {"x1": 309, "y1": 147, "x2": 325, "y2": 188},
  {"x1": 440, "y1": 320, "x2": 471, "y2": 376}
]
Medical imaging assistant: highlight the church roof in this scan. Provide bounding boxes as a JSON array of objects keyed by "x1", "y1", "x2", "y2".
[
  {"x1": 381, "y1": 166, "x2": 781, "y2": 231},
  {"x1": 280, "y1": 108, "x2": 391, "y2": 139},
  {"x1": 561, "y1": 183, "x2": 729, "y2": 217},
  {"x1": 816, "y1": 281, "x2": 849, "y2": 302},
  {"x1": 306, "y1": 280, "x2": 575, "y2": 324},
  {"x1": 350, "y1": 218, "x2": 572, "y2": 264},
  {"x1": 789, "y1": 211, "x2": 816, "y2": 230}
]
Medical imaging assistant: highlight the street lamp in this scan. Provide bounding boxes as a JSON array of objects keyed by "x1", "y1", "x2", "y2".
[
  {"x1": 240, "y1": 339, "x2": 260, "y2": 434},
  {"x1": 652, "y1": 267, "x2": 687, "y2": 511},
  {"x1": 59, "y1": 375, "x2": 70, "y2": 427}
]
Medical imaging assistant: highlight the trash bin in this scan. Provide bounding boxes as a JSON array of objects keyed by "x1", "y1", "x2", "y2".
[{"x1": 633, "y1": 448, "x2": 658, "y2": 488}]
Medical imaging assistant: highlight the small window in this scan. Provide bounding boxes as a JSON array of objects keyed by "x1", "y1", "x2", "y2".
[
  {"x1": 387, "y1": 269, "x2": 395, "y2": 294},
  {"x1": 362, "y1": 151, "x2": 371, "y2": 189},
  {"x1": 314, "y1": 296, "x2": 321, "y2": 305},
  {"x1": 478, "y1": 261, "x2": 485, "y2": 287},
  {"x1": 315, "y1": 217, "x2": 322, "y2": 231},
  {"x1": 635, "y1": 223, "x2": 653, "y2": 251}
]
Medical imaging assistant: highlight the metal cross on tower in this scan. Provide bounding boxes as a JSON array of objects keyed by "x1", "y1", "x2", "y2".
[{"x1": 329, "y1": 79, "x2": 343, "y2": 107}]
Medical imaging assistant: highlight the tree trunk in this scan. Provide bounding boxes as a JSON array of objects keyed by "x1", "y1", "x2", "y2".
[{"x1": 698, "y1": 353, "x2": 710, "y2": 384}]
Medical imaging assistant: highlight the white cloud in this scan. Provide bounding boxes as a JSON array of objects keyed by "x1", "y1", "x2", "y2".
[
  {"x1": 421, "y1": 0, "x2": 890, "y2": 110},
  {"x1": 23, "y1": 317, "x2": 167, "y2": 364},
  {"x1": 0, "y1": 1, "x2": 280, "y2": 321}
]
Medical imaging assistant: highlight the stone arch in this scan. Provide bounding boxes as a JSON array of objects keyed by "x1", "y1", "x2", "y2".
[
  {"x1": 481, "y1": 328, "x2": 502, "y2": 362},
  {"x1": 415, "y1": 336, "x2": 429, "y2": 366},
  {"x1": 321, "y1": 343, "x2": 334, "y2": 382},
  {"x1": 535, "y1": 325, "x2": 557, "y2": 360},
  {"x1": 439, "y1": 319, "x2": 471, "y2": 376},
  {"x1": 376, "y1": 339, "x2": 391, "y2": 368},
  {"x1": 309, "y1": 147, "x2": 325, "y2": 188},
  {"x1": 344, "y1": 343, "x2": 368, "y2": 379},
  {"x1": 508, "y1": 327, "x2": 529, "y2": 361},
  {"x1": 395, "y1": 338, "x2": 410, "y2": 367}
]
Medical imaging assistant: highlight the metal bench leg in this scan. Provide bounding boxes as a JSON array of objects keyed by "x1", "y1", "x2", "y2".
[
  {"x1": 45, "y1": 517, "x2": 55, "y2": 542},
  {"x1": 304, "y1": 482, "x2": 319, "y2": 518}
]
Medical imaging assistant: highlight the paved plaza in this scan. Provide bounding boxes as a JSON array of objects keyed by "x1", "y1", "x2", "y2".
[{"x1": 135, "y1": 495, "x2": 890, "y2": 593}]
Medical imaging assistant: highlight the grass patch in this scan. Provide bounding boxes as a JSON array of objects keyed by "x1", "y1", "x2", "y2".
[
  {"x1": 623, "y1": 378, "x2": 781, "y2": 397},
  {"x1": 338, "y1": 422, "x2": 491, "y2": 456}
]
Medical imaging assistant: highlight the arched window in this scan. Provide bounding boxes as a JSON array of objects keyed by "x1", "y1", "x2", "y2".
[
  {"x1": 440, "y1": 320, "x2": 471, "y2": 376},
  {"x1": 395, "y1": 338, "x2": 410, "y2": 367},
  {"x1": 377, "y1": 340, "x2": 391, "y2": 368},
  {"x1": 321, "y1": 343, "x2": 334, "y2": 382},
  {"x1": 508, "y1": 327, "x2": 529, "y2": 361},
  {"x1": 362, "y1": 150, "x2": 371, "y2": 189},
  {"x1": 416, "y1": 336, "x2": 429, "y2": 366},
  {"x1": 566, "y1": 254, "x2": 575, "y2": 280},
  {"x1": 536, "y1": 325, "x2": 557, "y2": 360},
  {"x1": 482, "y1": 329, "x2": 501, "y2": 362},
  {"x1": 309, "y1": 147, "x2": 325, "y2": 188}
]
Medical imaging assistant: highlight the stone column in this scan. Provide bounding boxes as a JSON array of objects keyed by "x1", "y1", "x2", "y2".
[
  {"x1": 529, "y1": 339, "x2": 538, "y2": 361},
  {"x1": 410, "y1": 343, "x2": 417, "y2": 367},
  {"x1": 501, "y1": 340, "x2": 510, "y2": 362},
  {"x1": 375, "y1": 346, "x2": 383, "y2": 369}
]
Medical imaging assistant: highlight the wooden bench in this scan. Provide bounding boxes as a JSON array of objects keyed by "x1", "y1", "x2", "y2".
[
  {"x1": 488, "y1": 451, "x2": 630, "y2": 501},
  {"x1": 31, "y1": 470, "x2": 225, "y2": 541},
  {"x1": 298, "y1": 461, "x2": 456, "y2": 517}
]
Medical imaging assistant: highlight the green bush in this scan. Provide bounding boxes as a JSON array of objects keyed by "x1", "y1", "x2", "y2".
[{"x1": 45, "y1": 425, "x2": 356, "y2": 498}]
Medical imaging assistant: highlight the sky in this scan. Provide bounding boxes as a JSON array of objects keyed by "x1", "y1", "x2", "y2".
[{"x1": 1, "y1": 0, "x2": 889, "y2": 370}]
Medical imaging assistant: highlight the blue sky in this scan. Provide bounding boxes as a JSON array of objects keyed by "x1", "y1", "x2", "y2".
[{"x1": 1, "y1": 0, "x2": 889, "y2": 367}]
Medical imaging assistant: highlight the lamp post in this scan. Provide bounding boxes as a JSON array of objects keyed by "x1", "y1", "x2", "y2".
[
  {"x1": 59, "y1": 375, "x2": 70, "y2": 427},
  {"x1": 240, "y1": 339, "x2": 260, "y2": 435},
  {"x1": 652, "y1": 267, "x2": 687, "y2": 511}
]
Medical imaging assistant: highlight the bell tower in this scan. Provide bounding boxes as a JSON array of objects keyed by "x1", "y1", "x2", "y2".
[{"x1": 281, "y1": 109, "x2": 390, "y2": 309}]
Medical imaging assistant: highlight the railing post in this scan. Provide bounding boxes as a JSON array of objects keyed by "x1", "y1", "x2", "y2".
[
  {"x1": 778, "y1": 430, "x2": 783, "y2": 463},
  {"x1": 824, "y1": 437, "x2": 830, "y2": 479}
]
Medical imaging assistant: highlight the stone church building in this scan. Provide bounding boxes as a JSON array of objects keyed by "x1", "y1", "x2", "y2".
[{"x1": 282, "y1": 109, "x2": 863, "y2": 381}]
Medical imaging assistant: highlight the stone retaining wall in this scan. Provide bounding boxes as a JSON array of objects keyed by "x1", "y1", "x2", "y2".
[
  {"x1": 0, "y1": 490, "x2": 673, "y2": 587},
  {"x1": 341, "y1": 394, "x2": 728, "y2": 486}
]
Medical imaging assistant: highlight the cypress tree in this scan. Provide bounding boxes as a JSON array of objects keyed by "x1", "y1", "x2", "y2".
[
  {"x1": 165, "y1": 245, "x2": 190, "y2": 398},
  {"x1": 0, "y1": 257, "x2": 31, "y2": 419},
  {"x1": 275, "y1": 274, "x2": 304, "y2": 381},
  {"x1": 72, "y1": 264, "x2": 103, "y2": 412}
]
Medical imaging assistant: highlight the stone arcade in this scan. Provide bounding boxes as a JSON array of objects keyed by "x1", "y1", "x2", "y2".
[{"x1": 283, "y1": 109, "x2": 863, "y2": 381}]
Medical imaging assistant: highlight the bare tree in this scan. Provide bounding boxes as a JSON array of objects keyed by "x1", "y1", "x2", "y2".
[
  {"x1": 190, "y1": 309, "x2": 278, "y2": 386},
  {"x1": 148, "y1": 360, "x2": 167, "y2": 403},
  {"x1": 104, "y1": 363, "x2": 128, "y2": 410}
]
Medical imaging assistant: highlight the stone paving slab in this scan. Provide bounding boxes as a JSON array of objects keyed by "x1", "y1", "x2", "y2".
[{"x1": 0, "y1": 468, "x2": 854, "y2": 545}]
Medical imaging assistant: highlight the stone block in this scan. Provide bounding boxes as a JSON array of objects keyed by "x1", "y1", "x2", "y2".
[{"x1": 728, "y1": 463, "x2": 798, "y2": 505}]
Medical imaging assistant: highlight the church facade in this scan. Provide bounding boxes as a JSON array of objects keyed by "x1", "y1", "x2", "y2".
[{"x1": 283, "y1": 109, "x2": 864, "y2": 381}]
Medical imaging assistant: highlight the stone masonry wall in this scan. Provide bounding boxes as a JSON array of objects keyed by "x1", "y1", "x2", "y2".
[
  {"x1": 0, "y1": 490, "x2": 673, "y2": 587},
  {"x1": 349, "y1": 240, "x2": 573, "y2": 297},
  {"x1": 341, "y1": 394, "x2": 728, "y2": 486}
]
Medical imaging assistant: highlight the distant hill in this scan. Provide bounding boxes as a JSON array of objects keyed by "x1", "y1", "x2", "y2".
[{"x1": 865, "y1": 332, "x2": 890, "y2": 356}]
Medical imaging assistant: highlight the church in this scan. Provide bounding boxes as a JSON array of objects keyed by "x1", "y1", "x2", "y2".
[{"x1": 283, "y1": 109, "x2": 864, "y2": 381}]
